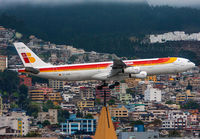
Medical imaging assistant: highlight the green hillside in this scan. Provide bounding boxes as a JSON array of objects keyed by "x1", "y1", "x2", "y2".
[{"x1": 0, "y1": 3, "x2": 200, "y2": 64}]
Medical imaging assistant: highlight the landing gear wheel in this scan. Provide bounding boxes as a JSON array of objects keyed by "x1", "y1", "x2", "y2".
[
  {"x1": 102, "y1": 82, "x2": 108, "y2": 87},
  {"x1": 114, "y1": 82, "x2": 120, "y2": 86},
  {"x1": 109, "y1": 85, "x2": 115, "y2": 89},
  {"x1": 97, "y1": 86, "x2": 103, "y2": 90}
]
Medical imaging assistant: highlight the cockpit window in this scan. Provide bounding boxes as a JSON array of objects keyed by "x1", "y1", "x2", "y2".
[{"x1": 187, "y1": 60, "x2": 191, "y2": 63}]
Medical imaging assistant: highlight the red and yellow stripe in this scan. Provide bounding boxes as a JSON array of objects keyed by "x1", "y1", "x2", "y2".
[{"x1": 18, "y1": 57, "x2": 177, "y2": 73}]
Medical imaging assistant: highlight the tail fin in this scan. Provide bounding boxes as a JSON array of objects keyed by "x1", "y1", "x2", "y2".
[{"x1": 13, "y1": 42, "x2": 51, "y2": 68}]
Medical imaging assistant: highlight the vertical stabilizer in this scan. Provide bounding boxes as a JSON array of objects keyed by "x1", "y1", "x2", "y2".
[{"x1": 13, "y1": 42, "x2": 50, "y2": 68}]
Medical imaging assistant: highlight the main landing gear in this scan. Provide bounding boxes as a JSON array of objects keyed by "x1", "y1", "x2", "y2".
[
  {"x1": 97, "y1": 81, "x2": 120, "y2": 107},
  {"x1": 97, "y1": 81, "x2": 120, "y2": 90}
]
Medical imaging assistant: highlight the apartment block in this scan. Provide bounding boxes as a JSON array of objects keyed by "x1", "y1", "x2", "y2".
[
  {"x1": 119, "y1": 93, "x2": 132, "y2": 103},
  {"x1": 61, "y1": 115, "x2": 96, "y2": 135},
  {"x1": 38, "y1": 109, "x2": 58, "y2": 124},
  {"x1": 77, "y1": 101, "x2": 94, "y2": 109},
  {"x1": 144, "y1": 85, "x2": 161, "y2": 102},
  {"x1": 0, "y1": 111, "x2": 30, "y2": 136},
  {"x1": 109, "y1": 105, "x2": 128, "y2": 118},
  {"x1": 176, "y1": 90, "x2": 195, "y2": 103},
  {"x1": 49, "y1": 79, "x2": 65, "y2": 90},
  {"x1": 95, "y1": 86, "x2": 111, "y2": 102},
  {"x1": 80, "y1": 87, "x2": 95, "y2": 100},
  {"x1": 29, "y1": 88, "x2": 62, "y2": 104},
  {"x1": 162, "y1": 110, "x2": 188, "y2": 130},
  {"x1": 120, "y1": 83, "x2": 128, "y2": 94},
  {"x1": 19, "y1": 75, "x2": 32, "y2": 87},
  {"x1": 0, "y1": 55, "x2": 7, "y2": 71}
]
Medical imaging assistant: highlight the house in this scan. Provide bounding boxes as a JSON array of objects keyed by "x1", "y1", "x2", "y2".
[{"x1": 38, "y1": 109, "x2": 58, "y2": 124}]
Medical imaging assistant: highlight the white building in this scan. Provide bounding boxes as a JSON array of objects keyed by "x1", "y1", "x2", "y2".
[
  {"x1": 120, "y1": 83, "x2": 128, "y2": 94},
  {"x1": 149, "y1": 31, "x2": 200, "y2": 43},
  {"x1": 144, "y1": 85, "x2": 161, "y2": 102},
  {"x1": 0, "y1": 111, "x2": 30, "y2": 136},
  {"x1": 134, "y1": 104, "x2": 145, "y2": 111},
  {"x1": 61, "y1": 103, "x2": 76, "y2": 112},
  {"x1": 62, "y1": 93, "x2": 76, "y2": 102},
  {"x1": 162, "y1": 110, "x2": 189, "y2": 130},
  {"x1": 71, "y1": 86, "x2": 80, "y2": 93},
  {"x1": 119, "y1": 93, "x2": 133, "y2": 103}
]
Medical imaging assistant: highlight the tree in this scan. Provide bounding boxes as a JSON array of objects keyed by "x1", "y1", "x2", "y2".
[
  {"x1": 10, "y1": 102, "x2": 19, "y2": 109},
  {"x1": 126, "y1": 88, "x2": 133, "y2": 94},
  {"x1": 19, "y1": 85, "x2": 28, "y2": 97},
  {"x1": 2, "y1": 91, "x2": 8, "y2": 98},
  {"x1": 76, "y1": 109, "x2": 83, "y2": 118},
  {"x1": 13, "y1": 91, "x2": 19, "y2": 98},
  {"x1": 18, "y1": 85, "x2": 29, "y2": 108},
  {"x1": 43, "y1": 100, "x2": 55, "y2": 112},
  {"x1": 152, "y1": 119, "x2": 162, "y2": 126},
  {"x1": 130, "y1": 120, "x2": 144, "y2": 126},
  {"x1": 182, "y1": 100, "x2": 200, "y2": 110},
  {"x1": 84, "y1": 114, "x2": 93, "y2": 119},
  {"x1": 0, "y1": 70, "x2": 19, "y2": 96},
  {"x1": 95, "y1": 98, "x2": 102, "y2": 105},
  {"x1": 108, "y1": 99, "x2": 115, "y2": 105},
  {"x1": 42, "y1": 120, "x2": 50, "y2": 127},
  {"x1": 168, "y1": 130, "x2": 181, "y2": 137},
  {"x1": 165, "y1": 100, "x2": 174, "y2": 104},
  {"x1": 37, "y1": 121, "x2": 42, "y2": 125},
  {"x1": 31, "y1": 75, "x2": 48, "y2": 84},
  {"x1": 58, "y1": 109, "x2": 70, "y2": 123},
  {"x1": 25, "y1": 132, "x2": 41, "y2": 137},
  {"x1": 27, "y1": 102, "x2": 41, "y2": 118}
]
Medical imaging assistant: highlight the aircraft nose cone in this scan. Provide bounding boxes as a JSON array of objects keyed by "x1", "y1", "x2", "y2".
[{"x1": 191, "y1": 62, "x2": 196, "y2": 68}]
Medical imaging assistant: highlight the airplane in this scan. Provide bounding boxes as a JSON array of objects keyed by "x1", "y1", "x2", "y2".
[{"x1": 13, "y1": 42, "x2": 195, "y2": 89}]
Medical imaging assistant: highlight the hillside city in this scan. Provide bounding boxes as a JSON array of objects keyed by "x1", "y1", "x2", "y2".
[{"x1": 0, "y1": 26, "x2": 200, "y2": 138}]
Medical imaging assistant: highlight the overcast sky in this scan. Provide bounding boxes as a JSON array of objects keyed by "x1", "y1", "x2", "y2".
[{"x1": 0, "y1": 0, "x2": 200, "y2": 8}]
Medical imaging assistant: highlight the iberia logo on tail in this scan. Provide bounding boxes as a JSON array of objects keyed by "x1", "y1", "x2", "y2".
[{"x1": 21, "y1": 53, "x2": 36, "y2": 63}]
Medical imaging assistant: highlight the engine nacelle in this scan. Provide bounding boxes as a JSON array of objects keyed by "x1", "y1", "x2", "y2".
[
  {"x1": 25, "y1": 67, "x2": 40, "y2": 74},
  {"x1": 123, "y1": 67, "x2": 140, "y2": 74},
  {"x1": 129, "y1": 71, "x2": 147, "y2": 79}
]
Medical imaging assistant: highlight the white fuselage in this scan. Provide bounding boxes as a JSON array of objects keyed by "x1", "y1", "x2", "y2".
[{"x1": 21, "y1": 57, "x2": 195, "y2": 81}]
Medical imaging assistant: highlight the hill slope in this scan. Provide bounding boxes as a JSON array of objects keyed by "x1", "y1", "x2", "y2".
[{"x1": 0, "y1": 3, "x2": 200, "y2": 64}]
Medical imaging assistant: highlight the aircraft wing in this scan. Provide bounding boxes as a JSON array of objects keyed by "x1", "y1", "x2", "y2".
[
  {"x1": 112, "y1": 59, "x2": 127, "y2": 69},
  {"x1": 108, "y1": 58, "x2": 127, "y2": 77}
]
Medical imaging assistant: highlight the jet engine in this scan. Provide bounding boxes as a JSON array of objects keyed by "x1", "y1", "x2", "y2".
[
  {"x1": 25, "y1": 67, "x2": 40, "y2": 74},
  {"x1": 123, "y1": 67, "x2": 140, "y2": 74},
  {"x1": 129, "y1": 71, "x2": 147, "y2": 79}
]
